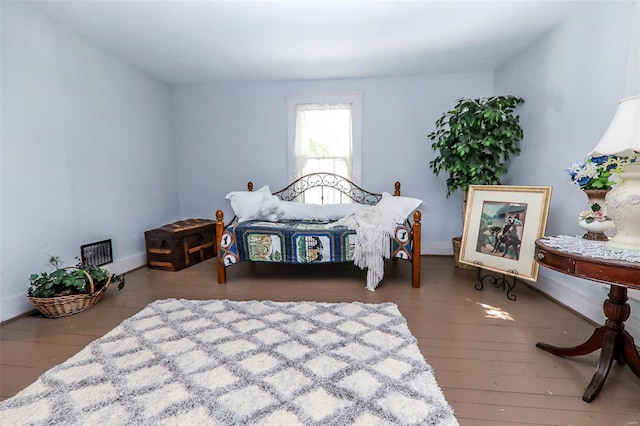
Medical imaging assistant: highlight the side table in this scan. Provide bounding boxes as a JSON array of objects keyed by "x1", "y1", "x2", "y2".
[{"x1": 534, "y1": 236, "x2": 640, "y2": 402}]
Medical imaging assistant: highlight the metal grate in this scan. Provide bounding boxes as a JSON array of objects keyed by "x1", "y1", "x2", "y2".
[{"x1": 80, "y1": 239, "x2": 113, "y2": 266}]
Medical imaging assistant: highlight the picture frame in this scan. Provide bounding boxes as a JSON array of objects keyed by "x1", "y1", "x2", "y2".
[{"x1": 459, "y1": 185, "x2": 552, "y2": 282}]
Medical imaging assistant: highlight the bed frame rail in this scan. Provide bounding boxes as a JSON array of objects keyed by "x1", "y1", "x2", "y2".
[{"x1": 269, "y1": 173, "x2": 398, "y2": 205}]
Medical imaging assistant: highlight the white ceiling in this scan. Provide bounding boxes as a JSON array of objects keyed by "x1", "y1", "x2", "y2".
[{"x1": 26, "y1": 0, "x2": 579, "y2": 85}]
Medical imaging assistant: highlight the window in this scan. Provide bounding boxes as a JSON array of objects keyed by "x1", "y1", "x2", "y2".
[{"x1": 287, "y1": 93, "x2": 363, "y2": 203}]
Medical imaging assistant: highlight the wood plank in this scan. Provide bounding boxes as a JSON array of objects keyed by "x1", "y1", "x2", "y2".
[
  {"x1": 0, "y1": 341, "x2": 83, "y2": 368},
  {"x1": 0, "y1": 366, "x2": 44, "y2": 400},
  {"x1": 445, "y1": 388, "x2": 640, "y2": 413},
  {"x1": 436, "y1": 369, "x2": 640, "y2": 398},
  {"x1": 454, "y1": 401, "x2": 640, "y2": 425},
  {"x1": 146, "y1": 248, "x2": 172, "y2": 254}
]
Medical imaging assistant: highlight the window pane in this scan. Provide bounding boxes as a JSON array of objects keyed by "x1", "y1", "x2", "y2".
[
  {"x1": 287, "y1": 93, "x2": 362, "y2": 185},
  {"x1": 302, "y1": 158, "x2": 349, "y2": 177},
  {"x1": 295, "y1": 104, "x2": 352, "y2": 180},
  {"x1": 296, "y1": 107, "x2": 351, "y2": 157}
]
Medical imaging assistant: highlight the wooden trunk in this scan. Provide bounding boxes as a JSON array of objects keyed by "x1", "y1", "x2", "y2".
[{"x1": 145, "y1": 219, "x2": 216, "y2": 271}]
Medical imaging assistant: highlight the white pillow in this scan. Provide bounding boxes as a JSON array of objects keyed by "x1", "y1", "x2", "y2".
[
  {"x1": 279, "y1": 201, "x2": 369, "y2": 221},
  {"x1": 320, "y1": 203, "x2": 370, "y2": 221},
  {"x1": 225, "y1": 185, "x2": 274, "y2": 222},
  {"x1": 257, "y1": 194, "x2": 283, "y2": 222},
  {"x1": 375, "y1": 192, "x2": 423, "y2": 224}
]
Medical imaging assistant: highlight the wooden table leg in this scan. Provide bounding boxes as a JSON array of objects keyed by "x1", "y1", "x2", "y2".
[
  {"x1": 536, "y1": 326, "x2": 605, "y2": 357},
  {"x1": 619, "y1": 331, "x2": 640, "y2": 377},
  {"x1": 536, "y1": 284, "x2": 640, "y2": 403},
  {"x1": 582, "y1": 328, "x2": 617, "y2": 402}
]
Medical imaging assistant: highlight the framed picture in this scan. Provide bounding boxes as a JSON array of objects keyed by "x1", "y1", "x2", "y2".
[{"x1": 459, "y1": 185, "x2": 552, "y2": 282}]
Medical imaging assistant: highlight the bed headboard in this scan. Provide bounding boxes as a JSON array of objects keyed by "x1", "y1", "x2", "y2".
[{"x1": 248, "y1": 173, "x2": 401, "y2": 205}]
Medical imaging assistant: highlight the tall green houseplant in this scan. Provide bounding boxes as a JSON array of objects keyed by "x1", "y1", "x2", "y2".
[
  {"x1": 428, "y1": 95, "x2": 525, "y2": 197},
  {"x1": 428, "y1": 95, "x2": 525, "y2": 266}
]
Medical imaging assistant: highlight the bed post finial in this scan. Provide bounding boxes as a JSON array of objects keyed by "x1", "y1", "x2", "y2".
[
  {"x1": 247, "y1": 182, "x2": 254, "y2": 191},
  {"x1": 394, "y1": 181, "x2": 401, "y2": 196}
]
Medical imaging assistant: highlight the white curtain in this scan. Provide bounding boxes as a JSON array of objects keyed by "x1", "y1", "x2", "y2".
[{"x1": 294, "y1": 103, "x2": 353, "y2": 204}]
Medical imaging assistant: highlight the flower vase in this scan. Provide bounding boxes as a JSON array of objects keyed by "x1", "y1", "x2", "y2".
[{"x1": 578, "y1": 189, "x2": 615, "y2": 241}]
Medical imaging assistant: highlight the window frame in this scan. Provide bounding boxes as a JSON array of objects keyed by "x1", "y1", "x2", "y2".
[{"x1": 286, "y1": 92, "x2": 363, "y2": 184}]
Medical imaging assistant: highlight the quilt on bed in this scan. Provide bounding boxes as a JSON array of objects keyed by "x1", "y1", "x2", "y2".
[{"x1": 219, "y1": 220, "x2": 413, "y2": 267}]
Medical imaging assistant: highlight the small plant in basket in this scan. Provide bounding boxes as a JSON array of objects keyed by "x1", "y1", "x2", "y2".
[{"x1": 28, "y1": 255, "x2": 125, "y2": 318}]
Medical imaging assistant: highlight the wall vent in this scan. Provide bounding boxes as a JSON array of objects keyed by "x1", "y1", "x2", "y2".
[{"x1": 80, "y1": 239, "x2": 113, "y2": 266}]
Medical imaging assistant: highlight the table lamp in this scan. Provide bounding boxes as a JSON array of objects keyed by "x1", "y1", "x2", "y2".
[
  {"x1": 589, "y1": 96, "x2": 640, "y2": 251},
  {"x1": 589, "y1": 3, "x2": 640, "y2": 251}
]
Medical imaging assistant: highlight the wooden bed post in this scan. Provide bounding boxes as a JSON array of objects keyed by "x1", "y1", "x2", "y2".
[
  {"x1": 412, "y1": 210, "x2": 422, "y2": 288},
  {"x1": 391, "y1": 181, "x2": 402, "y2": 273},
  {"x1": 215, "y1": 210, "x2": 227, "y2": 284}
]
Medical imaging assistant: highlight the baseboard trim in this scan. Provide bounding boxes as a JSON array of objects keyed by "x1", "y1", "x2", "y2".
[
  {"x1": 106, "y1": 252, "x2": 147, "y2": 276},
  {"x1": 0, "y1": 295, "x2": 37, "y2": 324}
]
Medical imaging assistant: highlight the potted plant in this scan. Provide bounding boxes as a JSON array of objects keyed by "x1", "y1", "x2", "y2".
[
  {"x1": 427, "y1": 95, "x2": 525, "y2": 267},
  {"x1": 28, "y1": 255, "x2": 125, "y2": 318}
]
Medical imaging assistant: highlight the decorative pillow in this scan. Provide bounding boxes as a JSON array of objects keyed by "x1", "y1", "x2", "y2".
[
  {"x1": 225, "y1": 185, "x2": 275, "y2": 222},
  {"x1": 375, "y1": 192, "x2": 423, "y2": 224},
  {"x1": 279, "y1": 201, "x2": 370, "y2": 221}
]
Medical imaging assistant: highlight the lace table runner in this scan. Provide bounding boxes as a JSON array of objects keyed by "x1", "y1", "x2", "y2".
[{"x1": 541, "y1": 235, "x2": 640, "y2": 263}]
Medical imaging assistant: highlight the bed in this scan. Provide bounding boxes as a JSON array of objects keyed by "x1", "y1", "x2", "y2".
[{"x1": 215, "y1": 173, "x2": 422, "y2": 290}]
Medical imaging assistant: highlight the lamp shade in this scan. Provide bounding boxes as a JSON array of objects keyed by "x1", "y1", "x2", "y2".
[{"x1": 589, "y1": 95, "x2": 640, "y2": 158}]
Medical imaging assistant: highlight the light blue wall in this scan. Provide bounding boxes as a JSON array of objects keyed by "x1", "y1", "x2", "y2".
[
  {"x1": 173, "y1": 73, "x2": 494, "y2": 254},
  {"x1": 0, "y1": 2, "x2": 180, "y2": 320},
  {"x1": 495, "y1": 1, "x2": 639, "y2": 339}
]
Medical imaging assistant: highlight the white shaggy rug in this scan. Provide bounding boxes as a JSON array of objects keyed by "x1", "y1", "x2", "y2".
[{"x1": 0, "y1": 299, "x2": 458, "y2": 425}]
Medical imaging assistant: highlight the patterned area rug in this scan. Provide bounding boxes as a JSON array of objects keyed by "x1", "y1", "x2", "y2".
[{"x1": 0, "y1": 299, "x2": 458, "y2": 425}]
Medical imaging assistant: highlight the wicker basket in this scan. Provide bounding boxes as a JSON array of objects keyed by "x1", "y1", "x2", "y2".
[
  {"x1": 452, "y1": 237, "x2": 478, "y2": 270},
  {"x1": 28, "y1": 269, "x2": 111, "y2": 318}
]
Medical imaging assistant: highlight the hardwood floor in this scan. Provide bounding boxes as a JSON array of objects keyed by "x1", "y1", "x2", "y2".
[{"x1": 2, "y1": 256, "x2": 639, "y2": 425}]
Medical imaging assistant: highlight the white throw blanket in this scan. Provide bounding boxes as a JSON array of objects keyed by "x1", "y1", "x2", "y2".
[{"x1": 332, "y1": 206, "x2": 397, "y2": 291}]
